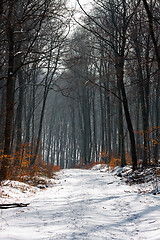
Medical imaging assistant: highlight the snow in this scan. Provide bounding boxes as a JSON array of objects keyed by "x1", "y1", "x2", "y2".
[{"x1": 1, "y1": 167, "x2": 160, "y2": 239}]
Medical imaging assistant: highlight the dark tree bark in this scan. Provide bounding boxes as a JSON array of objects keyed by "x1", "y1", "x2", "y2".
[
  {"x1": 1, "y1": 2, "x2": 15, "y2": 181},
  {"x1": 116, "y1": 60, "x2": 137, "y2": 170}
]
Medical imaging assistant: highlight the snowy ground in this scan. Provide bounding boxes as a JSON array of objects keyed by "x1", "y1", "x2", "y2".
[{"x1": 0, "y1": 167, "x2": 160, "y2": 240}]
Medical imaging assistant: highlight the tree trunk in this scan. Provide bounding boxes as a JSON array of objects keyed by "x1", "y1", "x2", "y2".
[
  {"x1": 118, "y1": 87, "x2": 126, "y2": 167},
  {"x1": 116, "y1": 61, "x2": 137, "y2": 170},
  {"x1": 0, "y1": 3, "x2": 15, "y2": 180}
]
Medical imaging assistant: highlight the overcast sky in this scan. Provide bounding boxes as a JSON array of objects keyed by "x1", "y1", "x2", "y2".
[
  {"x1": 68, "y1": 0, "x2": 93, "y2": 12},
  {"x1": 67, "y1": 0, "x2": 93, "y2": 32}
]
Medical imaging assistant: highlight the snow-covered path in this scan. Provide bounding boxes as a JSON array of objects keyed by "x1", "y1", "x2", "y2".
[{"x1": 1, "y1": 168, "x2": 160, "y2": 240}]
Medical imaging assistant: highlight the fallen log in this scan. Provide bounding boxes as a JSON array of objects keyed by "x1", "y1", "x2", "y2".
[{"x1": 0, "y1": 203, "x2": 30, "y2": 209}]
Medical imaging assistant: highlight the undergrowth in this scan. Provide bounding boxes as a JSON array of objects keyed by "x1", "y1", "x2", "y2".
[{"x1": 0, "y1": 143, "x2": 60, "y2": 186}]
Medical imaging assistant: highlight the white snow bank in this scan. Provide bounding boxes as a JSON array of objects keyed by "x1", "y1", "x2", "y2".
[{"x1": 0, "y1": 180, "x2": 39, "y2": 204}]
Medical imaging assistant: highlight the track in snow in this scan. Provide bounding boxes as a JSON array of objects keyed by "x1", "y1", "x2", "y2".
[{"x1": 1, "y1": 169, "x2": 160, "y2": 240}]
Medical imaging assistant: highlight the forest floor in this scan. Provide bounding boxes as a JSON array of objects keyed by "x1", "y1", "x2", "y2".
[{"x1": 0, "y1": 166, "x2": 160, "y2": 240}]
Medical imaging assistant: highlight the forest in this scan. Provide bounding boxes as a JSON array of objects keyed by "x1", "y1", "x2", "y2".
[{"x1": 0, "y1": 0, "x2": 160, "y2": 181}]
